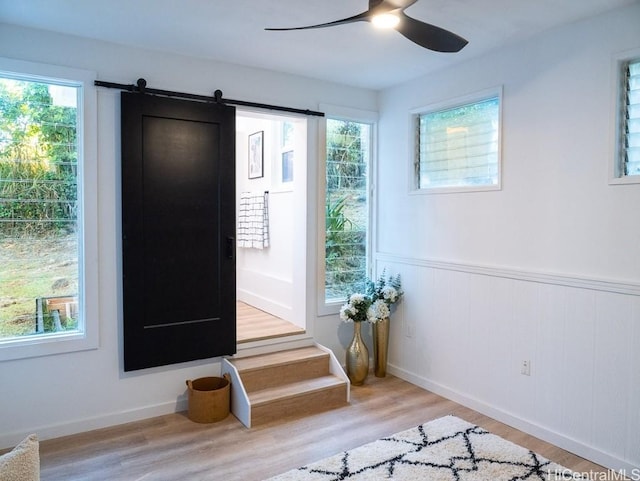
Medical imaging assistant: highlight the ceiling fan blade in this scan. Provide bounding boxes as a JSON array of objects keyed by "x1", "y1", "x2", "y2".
[
  {"x1": 396, "y1": 11, "x2": 468, "y2": 52},
  {"x1": 265, "y1": 11, "x2": 371, "y2": 31},
  {"x1": 369, "y1": 0, "x2": 418, "y2": 10}
]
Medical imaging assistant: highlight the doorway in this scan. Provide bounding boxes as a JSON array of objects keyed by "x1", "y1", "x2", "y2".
[{"x1": 235, "y1": 111, "x2": 308, "y2": 344}]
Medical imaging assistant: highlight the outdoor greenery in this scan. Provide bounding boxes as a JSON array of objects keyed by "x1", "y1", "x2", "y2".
[
  {"x1": 325, "y1": 119, "x2": 368, "y2": 301},
  {"x1": 0, "y1": 77, "x2": 79, "y2": 339},
  {"x1": 0, "y1": 79, "x2": 78, "y2": 236}
]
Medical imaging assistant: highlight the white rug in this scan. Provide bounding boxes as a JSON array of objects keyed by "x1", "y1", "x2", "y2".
[{"x1": 265, "y1": 415, "x2": 581, "y2": 480}]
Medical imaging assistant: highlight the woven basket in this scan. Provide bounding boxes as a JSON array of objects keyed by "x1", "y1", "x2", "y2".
[{"x1": 185, "y1": 374, "x2": 230, "y2": 423}]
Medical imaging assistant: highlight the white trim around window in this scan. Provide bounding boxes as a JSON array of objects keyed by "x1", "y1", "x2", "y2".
[
  {"x1": 0, "y1": 57, "x2": 98, "y2": 361},
  {"x1": 409, "y1": 86, "x2": 503, "y2": 195},
  {"x1": 317, "y1": 104, "x2": 378, "y2": 317},
  {"x1": 610, "y1": 47, "x2": 640, "y2": 185}
]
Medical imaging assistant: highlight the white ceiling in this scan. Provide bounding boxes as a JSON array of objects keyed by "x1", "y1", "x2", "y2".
[{"x1": 0, "y1": 0, "x2": 637, "y2": 90}]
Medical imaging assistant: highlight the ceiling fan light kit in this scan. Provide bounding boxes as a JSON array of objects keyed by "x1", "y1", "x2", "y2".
[
  {"x1": 371, "y1": 13, "x2": 400, "y2": 29},
  {"x1": 265, "y1": 0, "x2": 468, "y2": 53}
]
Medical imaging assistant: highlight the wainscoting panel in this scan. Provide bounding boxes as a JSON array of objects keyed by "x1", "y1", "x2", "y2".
[
  {"x1": 560, "y1": 286, "x2": 595, "y2": 445},
  {"x1": 629, "y1": 297, "x2": 640, "y2": 464},
  {"x1": 592, "y1": 292, "x2": 633, "y2": 461},
  {"x1": 377, "y1": 254, "x2": 640, "y2": 472}
]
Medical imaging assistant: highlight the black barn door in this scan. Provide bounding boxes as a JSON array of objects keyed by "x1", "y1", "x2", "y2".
[{"x1": 121, "y1": 92, "x2": 236, "y2": 371}]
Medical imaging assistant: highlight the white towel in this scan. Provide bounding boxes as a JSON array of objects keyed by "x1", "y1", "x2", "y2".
[{"x1": 238, "y1": 191, "x2": 269, "y2": 249}]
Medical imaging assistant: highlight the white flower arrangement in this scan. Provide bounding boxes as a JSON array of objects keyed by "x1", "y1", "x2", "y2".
[
  {"x1": 367, "y1": 299, "x2": 390, "y2": 323},
  {"x1": 382, "y1": 285, "x2": 399, "y2": 303},
  {"x1": 339, "y1": 303, "x2": 357, "y2": 322},
  {"x1": 365, "y1": 270, "x2": 403, "y2": 323},
  {"x1": 339, "y1": 293, "x2": 370, "y2": 323},
  {"x1": 339, "y1": 270, "x2": 403, "y2": 324}
]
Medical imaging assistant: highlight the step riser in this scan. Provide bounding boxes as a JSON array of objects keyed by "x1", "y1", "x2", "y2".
[
  {"x1": 224, "y1": 345, "x2": 350, "y2": 428},
  {"x1": 251, "y1": 384, "x2": 348, "y2": 426},
  {"x1": 241, "y1": 356, "x2": 331, "y2": 392}
]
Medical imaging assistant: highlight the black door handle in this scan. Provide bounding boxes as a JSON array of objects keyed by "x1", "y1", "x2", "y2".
[{"x1": 226, "y1": 236, "x2": 235, "y2": 260}]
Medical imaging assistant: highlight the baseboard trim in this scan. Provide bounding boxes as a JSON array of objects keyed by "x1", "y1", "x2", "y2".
[
  {"x1": 387, "y1": 364, "x2": 637, "y2": 473},
  {"x1": 0, "y1": 399, "x2": 187, "y2": 450},
  {"x1": 2, "y1": 363, "x2": 633, "y2": 472},
  {"x1": 237, "y1": 288, "x2": 293, "y2": 323}
]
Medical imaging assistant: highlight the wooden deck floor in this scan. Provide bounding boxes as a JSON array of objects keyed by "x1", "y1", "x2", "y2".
[{"x1": 236, "y1": 301, "x2": 305, "y2": 343}]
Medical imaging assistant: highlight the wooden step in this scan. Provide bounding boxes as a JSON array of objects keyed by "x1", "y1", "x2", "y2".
[
  {"x1": 250, "y1": 375, "x2": 348, "y2": 426},
  {"x1": 229, "y1": 346, "x2": 331, "y2": 392},
  {"x1": 223, "y1": 344, "x2": 350, "y2": 427}
]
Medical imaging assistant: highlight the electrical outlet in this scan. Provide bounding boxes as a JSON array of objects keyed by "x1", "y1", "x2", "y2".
[
  {"x1": 406, "y1": 322, "x2": 414, "y2": 338},
  {"x1": 521, "y1": 360, "x2": 531, "y2": 376}
]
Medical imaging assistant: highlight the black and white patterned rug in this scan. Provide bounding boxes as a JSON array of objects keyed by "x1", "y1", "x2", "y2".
[{"x1": 265, "y1": 415, "x2": 580, "y2": 480}]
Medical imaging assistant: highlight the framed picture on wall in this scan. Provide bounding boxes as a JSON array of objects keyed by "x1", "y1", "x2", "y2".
[{"x1": 248, "y1": 131, "x2": 264, "y2": 179}]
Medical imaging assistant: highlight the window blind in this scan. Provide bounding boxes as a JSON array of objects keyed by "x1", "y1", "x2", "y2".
[
  {"x1": 623, "y1": 59, "x2": 640, "y2": 176},
  {"x1": 417, "y1": 96, "x2": 499, "y2": 189}
]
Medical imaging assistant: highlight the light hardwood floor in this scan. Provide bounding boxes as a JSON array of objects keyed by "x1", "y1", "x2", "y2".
[
  {"x1": 236, "y1": 301, "x2": 305, "y2": 343},
  {"x1": 37, "y1": 374, "x2": 606, "y2": 481}
]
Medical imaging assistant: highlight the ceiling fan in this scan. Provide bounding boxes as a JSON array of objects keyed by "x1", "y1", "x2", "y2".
[{"x1": 265, "y1": 0, "x2": 468, "y2": 53}]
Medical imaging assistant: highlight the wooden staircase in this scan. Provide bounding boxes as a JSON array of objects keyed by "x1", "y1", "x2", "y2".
[{"x1": 222, "y1": 344, "x2": 350, "y2": 427}]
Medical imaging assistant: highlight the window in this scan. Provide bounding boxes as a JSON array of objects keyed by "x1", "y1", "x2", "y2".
[
  {"x1": 414, "y1": 90, "x2": 501, "y2": 193},
  {"x1": 280, "y1": 121, "x2": 294, "y2": 183},
  {"x1": 324, "y1": 117, "x2": 373, "y2": 305},
  {"x1": 614, "y1": 57, "x2": 640, "y2": 181},
  {"x1": 0, "y1": 58, "x2": 97, "y2": 361}
]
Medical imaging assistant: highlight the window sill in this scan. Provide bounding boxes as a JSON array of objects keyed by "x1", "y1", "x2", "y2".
[
  {"x1": 317, "y1": 300, "x2": 343, "y2": 317},
  {"x1": 609, "y1": 176, "x2": 640, "y2": 185},
  {"x1": 0, "y1": 330, "x2": 98, "y2": 362},
  {"x1": 410, "y1": 183, "x2": 501, "y2": 195}
]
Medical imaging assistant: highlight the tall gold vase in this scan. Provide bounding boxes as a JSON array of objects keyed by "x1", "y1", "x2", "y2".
[
  {"x1": 346, "y1": 321, "x2": 369, "y2": 385},
  {"x1": 373, "y1": 317, "x2": 390, "y2": 377}
]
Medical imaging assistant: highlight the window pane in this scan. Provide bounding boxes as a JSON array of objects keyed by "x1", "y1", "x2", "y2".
[
  {"x1": 0, "y1": 76, "x2": 80, "y2": 341},
  {"x1": 325, "y1": 119, "x2": 369, "y2": 303},
  {"x1": 623, "y1": 59, "x2": 640, "y2": 177},
  {"x1": 418, "y1": 96, "x2": 500, "y2": 189}
]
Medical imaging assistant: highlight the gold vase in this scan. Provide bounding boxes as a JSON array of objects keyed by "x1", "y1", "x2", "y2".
[
  {"x1": 346, "y1": 321, "x2": 369, "y2": 385},
  {"x1": 373, "y1": 317, "x2": 390, "y2": 377}
]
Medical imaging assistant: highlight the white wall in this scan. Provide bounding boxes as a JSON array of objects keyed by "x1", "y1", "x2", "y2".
[
  {"x1": 374, "y1": 3, "x2": 640, "y2": 471},
  {"x1": 0, "y1": 23, "x2": 376, "y2": 448}
]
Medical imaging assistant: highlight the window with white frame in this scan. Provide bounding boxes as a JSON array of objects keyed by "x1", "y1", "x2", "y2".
[
  {"x1": 0, "y1": 58, "x2": 97, "y2": 361},
  {"x1": 280, "y1": 121, "x2": 294, "y2": 184},
  {"x1": 324, "y1": 117, "x2": 372, "y2": 305},
  {"x1": 615, "y1": 57, "x2": 640, "y2": 180},
  {"x1": 415, "y1": 91, "x2": 501, "y2": 193}
]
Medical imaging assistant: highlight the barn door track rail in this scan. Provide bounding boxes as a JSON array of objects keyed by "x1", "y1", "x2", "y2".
[{"x1": 94, "y1": 78, "x2": 325, "y2": 117}]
